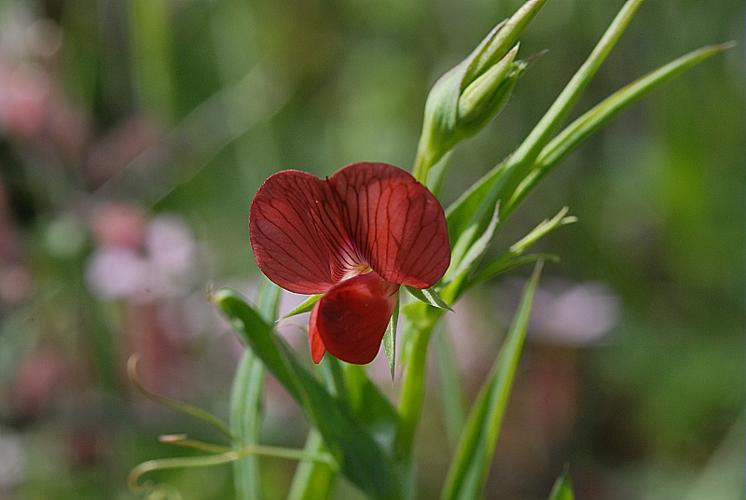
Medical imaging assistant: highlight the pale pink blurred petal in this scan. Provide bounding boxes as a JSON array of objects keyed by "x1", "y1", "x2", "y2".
[{"x1": 86, "y1": 247, "x2": 148, "y2": 299}]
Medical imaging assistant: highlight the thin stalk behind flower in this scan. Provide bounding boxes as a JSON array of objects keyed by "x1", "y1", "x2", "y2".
[{"x1": 230, "y1": 278, "x2": 281, "y2": 500}]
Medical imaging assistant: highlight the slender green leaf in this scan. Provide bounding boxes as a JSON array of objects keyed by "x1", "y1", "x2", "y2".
[
  {"x1": 471, "y1": 252, "x2": 558, "y2": 286},
  {"x1": 434, "y1": 324, "x2": 465, "y2": 450},
  {"x1": 283, "y1": 294, "x2": 321, "y2": 319},
  {"x1": 511, "y1": 207, "x2": 576, "y2": 254},
  {"x1": 508, "y1": 43, "x2": 734, "y2": 212},
  {"x1": 445, "y1": 200, "x2": 500, "y2": 283},
  {"x1": 383, "y1": 294, "x2": 400, "y2": 380},
  {"x1": 230, "y1": 279, "x2": 281, "y2": 500},
  {"x1": 230, "y1": 356, "x2": 265, "y2": 500},
  {"x1": 214, "y1": 289, "x2": 402, "y2": 499},
  {"x1": 340, "y1": 363, "x2": 400, "y2": 451},
  {"x1": 548, "y1": 468, "x2": 574, "y2": 500},
  {"x1": 442, "y1": 263, "x2": 543, "y2": 500},
  {"x1": 288, "y1": 357, "x2": 345, "y2": 500},
  {"x1": 405, "y1": 286, "x2": 453, "y2": 311}
]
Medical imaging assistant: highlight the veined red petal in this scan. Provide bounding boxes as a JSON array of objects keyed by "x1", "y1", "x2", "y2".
[
  {"x1": 309, "y1": 271, "x2": 397, "y2": 365},
  {"x1": 330, "y1": 162, "x2": 451, "y2": 289},
  {"x1": 249, "y1": 170, "x2": 361, "y2": 294}
]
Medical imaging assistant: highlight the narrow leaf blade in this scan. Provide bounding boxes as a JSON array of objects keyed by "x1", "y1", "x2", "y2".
[
  {"x1": 282, "y1": 294, "x2": 321, "y2": 319},
  {"x1": 383, "y1": 294, "x2": 400, "y2": 380},
  {"x1": 548, "y1": 468, "x2": 575, "y2": 500},
  {"x1": 445, "y1": 199, "x2": 500, "y2": 283},
  {"x1": 231, "y1": 278, "x2": 282, "y2": 500},
  {"x1": 405, "y1": 286, "x2": 453, "y2": 311},
  {"x1": 442, "y1": 263, "x2": 543, "y2": 500}
]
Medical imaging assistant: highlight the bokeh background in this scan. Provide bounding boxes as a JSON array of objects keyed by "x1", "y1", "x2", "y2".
[{"x1": 0, "y1": 0, "x2": 743, "y2": 498}]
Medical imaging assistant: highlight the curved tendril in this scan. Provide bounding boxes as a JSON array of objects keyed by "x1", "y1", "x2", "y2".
[
  {"x1": 129, "y1": 436, "x2": 337, "y2": 498},
  {"x1": 127, "y1": 355, "x2": 233, "y2": 440}
]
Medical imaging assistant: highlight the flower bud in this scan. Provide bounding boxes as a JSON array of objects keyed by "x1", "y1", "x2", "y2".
[
  {"x1": 458, "y1": 45, "x2": 522, "y2": 132},
  {"x1": 413, "y1": 0, "x2": 546, "y2": 183}
]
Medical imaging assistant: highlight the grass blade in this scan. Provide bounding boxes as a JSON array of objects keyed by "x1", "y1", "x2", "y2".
[
  {"x1": 442, "y1": 263, "x2": 543, "y2": 500},
  {"x1": 548, "y1": 468, "x2": 574, "y2": 500},
  {"x1": 230, "y1": 279, "x2": 281, "y2": 500}
]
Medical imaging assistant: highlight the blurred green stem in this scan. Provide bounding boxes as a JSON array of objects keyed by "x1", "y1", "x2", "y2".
[
  {"x1": 395, "y1": 314, "x2": 439, "y2": 459},
  {"x1": 435, "y1": 324, "x2": 465, "y2": 449},
  {"x1": 287, "y1": 430, "x2": 336, "y2": 500},
  {"x1": 128, "y1": 0, "x2": 174, "y2": 121}
]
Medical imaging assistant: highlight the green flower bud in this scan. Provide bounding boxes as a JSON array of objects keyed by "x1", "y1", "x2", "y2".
[
  {"x1": 413, "y1": 0, "x2": 546, "y2": 184},
  {"x1": 458, "y1": 45, "x2": 520, "y2": 131}
]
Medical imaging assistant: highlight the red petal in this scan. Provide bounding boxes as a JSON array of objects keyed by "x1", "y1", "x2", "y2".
[
  {"x1": 308, "y1": 302, "x2": 326, "y2": 364},
  {"x1": 330, "y1": 162, "x2": 451, "y2": 289},
  {"x1": 249, "y1": 170, "x2": 361, "y2": 294},
  {"x1": 310, "y1": 271, "x2": 397, "y2": 365}
]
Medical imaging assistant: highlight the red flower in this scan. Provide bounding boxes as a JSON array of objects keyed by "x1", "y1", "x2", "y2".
[{"x1": 249, "y1": 162, "x2": 451, "y2": 364}]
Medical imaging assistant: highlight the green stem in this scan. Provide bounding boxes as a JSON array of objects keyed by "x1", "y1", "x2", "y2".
[
  {"x1": 395, "y1": 316, "x2": 439, "y2": 459},
  {"x1": 287, "y1": 430, "x2": 336, "y2": 500},
  {"x1": 412, "y1": 138, "x2": 437, "y2": 185}
]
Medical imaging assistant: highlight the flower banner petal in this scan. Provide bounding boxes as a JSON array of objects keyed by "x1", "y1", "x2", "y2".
[
  {"x1": 310, "y1": 271, "x2": 397, "y2": 364},
  {"x1": 331, "y1": 162, "x2": 451, "y2": 289}
]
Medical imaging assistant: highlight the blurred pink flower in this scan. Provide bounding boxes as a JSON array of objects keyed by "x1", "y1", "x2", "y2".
[
  {"x1": 85, "y1": 211, "x2": 196, "y2": 302},
  {"x1": 0, "y1": 62, "x2": 48, "y2": 139},
  {"x1": 530, "y1": 280, "x2": 621, "y2": 345}
]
